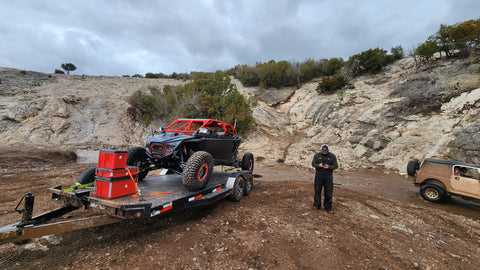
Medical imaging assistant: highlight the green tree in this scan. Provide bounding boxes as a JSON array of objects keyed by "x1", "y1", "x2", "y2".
[
  {"x1": 326, "y1": 58, "x2": 344, "y2": 75},
  {"x1": 61, "y1": 63, "x2": 77, "y2": 75},
  {"x1": 391, "y1": 46, "x2": 404, "y2": 60},
  {"x1": 416, "y1": 40, "x2": 441, "y2": 66},
  {"x1": 450, "y1": 19, "x2": 480, "y2": 58},
  {"x1": 346, "y1": 48, "x2": 393, "y2": 76},
  {"x1": 434, "y1": 24, "x2": 454, "y2": 58}
]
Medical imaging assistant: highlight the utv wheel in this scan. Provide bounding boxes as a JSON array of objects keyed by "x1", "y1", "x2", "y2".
[
  {"x1": 243, "y1": 173, "x2": 253, "y2": 196},
  {"x1": 241, "y1": 152, "x2": 254, "y2": 171},
  {"x1": 182, "y1": 151, "x2": 214, "y2": 191},
  {"x1": 407, "y1": 160, "x2": 419, "y2": 177},
  {"x1": 78, "y1": 167, "x2": 96, "y2": 185},
  {"x1": 420, "y1": 184, "x2": 445, "y2": 203},
  {"x1": 230, "y1": 176, "x2": 245, "y2": 202},
  {"x1": 127, "y1": 147, "x2": 149, "y2": 181}
]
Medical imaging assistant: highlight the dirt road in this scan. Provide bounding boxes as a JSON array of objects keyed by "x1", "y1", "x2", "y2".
[{"x1": 1, "y1": 147, "x2": 479, "y2": 269}]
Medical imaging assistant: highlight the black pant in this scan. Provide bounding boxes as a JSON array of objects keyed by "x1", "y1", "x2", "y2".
[{"x1": 314, "y1": 170, "x2": 333, "y2": 210}]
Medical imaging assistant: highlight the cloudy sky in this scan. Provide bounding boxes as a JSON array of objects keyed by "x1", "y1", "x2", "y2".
[{"x1": 1, "y1": 0, "x2": 479, "y2": 76}]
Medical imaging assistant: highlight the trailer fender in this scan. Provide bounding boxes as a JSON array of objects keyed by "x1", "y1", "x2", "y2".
[{"x1": 226, "y1": 176, "x2": 238, "y2": 189}]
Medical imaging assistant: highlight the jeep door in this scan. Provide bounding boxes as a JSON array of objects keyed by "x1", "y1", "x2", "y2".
[{"x1": 450, "y1": 165, "x2": 480, "y2": 199}]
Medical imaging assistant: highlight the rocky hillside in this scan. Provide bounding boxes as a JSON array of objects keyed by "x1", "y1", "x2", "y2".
[{"x1": 1, "y1": 57, "x2": 479, "y2": 173}]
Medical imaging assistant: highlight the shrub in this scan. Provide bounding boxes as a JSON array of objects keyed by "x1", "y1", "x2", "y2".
[
  {"x1": 54, "y1": 69, "x2": 65, "y2": 74},
  {"x1": 132, "y1": 74, "x2": 143, "y2": 78},
  {"x1": 391, "y1": 45, "x2": 404, "y2": 60},
  {"x1": 416, "y1": 40, "x2": 441, "y2": 66},
  {"x1": 316, "y1": 75, "x2": 346, "y2": 94},
  {"x1": 20, "y1": 70, "x2": 27, "y2": 75},
  {"x1": 346, "y1": 48, "x2": 394, "y2": 76}
]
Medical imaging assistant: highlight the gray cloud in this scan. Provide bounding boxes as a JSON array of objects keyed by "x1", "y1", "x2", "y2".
[{"x1": 0, "y1": 0, "x2": 478, "y2": 76}]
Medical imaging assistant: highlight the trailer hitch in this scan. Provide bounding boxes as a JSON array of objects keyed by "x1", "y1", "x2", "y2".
[{"x1": 14, "y1": 192, "x2": 35, "y2": 226}]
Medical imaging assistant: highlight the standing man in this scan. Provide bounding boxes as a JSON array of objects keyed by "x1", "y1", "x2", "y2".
[{"x1": 312, "y1": 144, "x2": 338, "y2": 212}]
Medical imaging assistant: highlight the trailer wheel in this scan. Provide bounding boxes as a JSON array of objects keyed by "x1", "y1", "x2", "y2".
[
  {"x1": 230, "y1": 176, "x2": 245, "y2": 202},
  {"x1": 78, "y1": 167, "x2": 96, "y2": 184},
  {"x1": 241, "y1": 152, "x2": 254, "y2": 171},
  {"x1": 243, "y1": 174, "x2": 253, "y2": 196},
  {"x1": 127, "y1": 147, "x2": 149, "y2": 181},
  {"x1": 182, "y1": 151, "x2": 214, "y2": 191}
]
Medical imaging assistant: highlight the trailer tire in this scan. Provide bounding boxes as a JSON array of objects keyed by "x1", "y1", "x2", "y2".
[
  {"x1": 78, "y1": 167, "x2": 96, "y2": 185},
  {"x1": 182, "y1": 151, "x2": 214, "y2": 191},
  {"x1": 229, "y1": 176, "x2": 245, "y2": 202},
  {"x1": 127, "y1": 147, "x2": 149, "y2": 181},
  {"x1": 243, "y1": 174, "x2": 253, "y2": 196},
  {"x1": 241, "y1": 152, "x2": 254, "y2": 171}
]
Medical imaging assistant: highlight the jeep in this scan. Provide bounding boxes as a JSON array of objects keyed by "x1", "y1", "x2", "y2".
[
  {"x1": 127, "y1": 119, "x2": 254, "y2": 191},
  {"x1": 407, "y1": 159, "x2": 480, "y2": 203}
]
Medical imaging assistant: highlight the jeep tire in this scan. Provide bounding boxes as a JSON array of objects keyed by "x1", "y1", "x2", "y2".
[
  {"x1": 407, "y1": 160, "x2": 419, "y2": 177},
  {"x1": 182, "y1": 151, "x2": 214, "y2": 191},
  {"x1": 241, "y1": 152, "x2": 254, "y2": 171},
  {"x1": 127, "y1": 147, "x2": 149, "y2": 181},
  {"x1": 420, "y1": 184, "x2": 446, "y2": 203}
]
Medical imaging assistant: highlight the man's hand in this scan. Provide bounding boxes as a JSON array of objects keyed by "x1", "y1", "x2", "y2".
[
  {"x1": 324, "y1": 164, "x2": 329, "y2": 169},
  {"x1": 319, "y1": 163, "x2": 325, "y2": 168}
]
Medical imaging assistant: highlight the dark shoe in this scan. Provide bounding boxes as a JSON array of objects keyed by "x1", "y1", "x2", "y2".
[
  {"x1": 325, "y1": 208, "x2": 332, "y2": 212},
  {"x1": 313, "y1": 203, "x2": 321, "y2": 209}
]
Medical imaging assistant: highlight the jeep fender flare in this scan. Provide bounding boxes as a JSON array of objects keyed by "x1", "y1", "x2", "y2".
[{"x1": 421, "y1": 179, "x2": 449, "y2": 196}]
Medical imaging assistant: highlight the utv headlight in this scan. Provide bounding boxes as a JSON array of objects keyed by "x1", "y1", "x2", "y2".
[{"x1": 149, "y1": 143, "x2": 174, "y2": 158}]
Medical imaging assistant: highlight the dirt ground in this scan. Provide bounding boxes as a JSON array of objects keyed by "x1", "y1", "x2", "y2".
[{"x1": 1, "y1": 147, "x2": 480, "y2": 269}]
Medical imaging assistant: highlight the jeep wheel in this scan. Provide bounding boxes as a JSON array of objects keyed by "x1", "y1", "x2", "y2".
[
  {"x1": 420, "y1": 184, "x2": 445, "y2": 203},
  {"x1": 407, "y1": 160, "x2": 419, "y2": 177},
  {"x1": 78, "y1": 167, "x2": 96, "y2": 185},
  {"x1": 182, "y1": 151, "x2": 214, "y2": 191},
  {"x1": 241, "y1": 152, "x2": 254, "y2": 171},
  {"x1": 230, "y1": 176, "x2": 245, "y2": 202},
  {"x1": 127, "y1": 147, "x2": 149, "y2": 181}
]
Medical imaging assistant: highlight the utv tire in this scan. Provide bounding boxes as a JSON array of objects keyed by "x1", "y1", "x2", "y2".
[
  {"x1": 230, "y1": 176, "x2": 245, "y2": 202},
  {"x1": 241, "y1": 152, "x2": 254, "y2": 171},
  {"x1": 407, "y1": 160, "x2": 419, "y2": 177},
  {"x1": 420, "y1": 184, "x2": 445, "y2": 203},
  {"x1": 78, "y1": 167, "x2": 96, "y2": 185},
  {"x1": 127, "y1": 147, "x2": 149, "y2": 181},
  {"x1": 182, "y1": 151, "x2": 214, "y2": 191}
]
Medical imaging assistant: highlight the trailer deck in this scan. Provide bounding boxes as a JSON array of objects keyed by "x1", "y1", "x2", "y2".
[{"x1": 1, "y1": 170, "x2": 255, "y2": 245}]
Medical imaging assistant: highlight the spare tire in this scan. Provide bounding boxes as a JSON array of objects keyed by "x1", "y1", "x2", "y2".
[
  {"x1": 241, "y1": 152, "x2": 254, "y2": 171},
  {"x1": 78, "y1": 167, "x2": 96, "y2": 185},
  {"x1": 407, "y1": 160, "x2": 420, "y2": 177},
  {"x1": 127, "y1": 147, "x2": 149, "y2": 181}
]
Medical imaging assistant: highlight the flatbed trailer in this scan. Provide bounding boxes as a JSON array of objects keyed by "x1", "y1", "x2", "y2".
[{"x1": 0, "y1": 170, "x2": 255, "y2": 245}]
